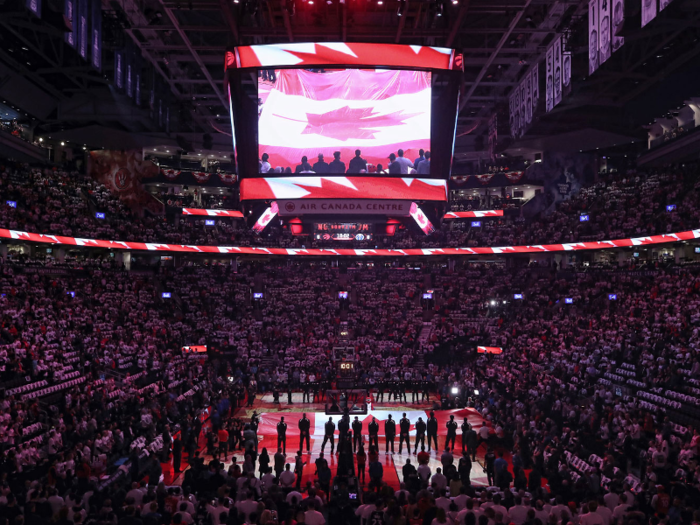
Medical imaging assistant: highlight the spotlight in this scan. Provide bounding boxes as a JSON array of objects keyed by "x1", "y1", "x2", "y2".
[
  {"x1": 452, "y1": 0, "x2": 458, "y2": 4},
  {"x1": 60, "y1": 141, "x2": 65, "y2": 146},
  {"x1": 451, "y1": 387, "x2": 459, "y2": 395},
  {"x1": 38, "y1": 137, "x2": 43, "y2": 142},
  {"x1": 474, "y1": 389, "x2": 479, "y2": 395},
  {"x1": 490, "y1": 300, "x2": 495, "y2": 306},
  {"x1": 377, "y1": 0, "x2": 382, "y2": 3}
]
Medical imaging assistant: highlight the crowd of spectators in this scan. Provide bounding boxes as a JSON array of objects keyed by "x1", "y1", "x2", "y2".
[
  {"x1": 0, "y1": 256, "x2": 698, "y2": 525},
  {"x1": 2, "y1": 159, "x2": 699, "y2": 252},
  {"x1": 0, "y1": 156, "x2": 700, "y2": 524}
]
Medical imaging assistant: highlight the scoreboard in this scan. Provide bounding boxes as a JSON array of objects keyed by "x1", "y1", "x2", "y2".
[{"x1": 314, "y1": 223, "x2": 373, "y2": 241}]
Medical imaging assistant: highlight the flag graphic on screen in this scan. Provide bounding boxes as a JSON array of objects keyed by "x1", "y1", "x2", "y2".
[{"x1": 258, "y1": 68, "x2": 431, "y2": 172}]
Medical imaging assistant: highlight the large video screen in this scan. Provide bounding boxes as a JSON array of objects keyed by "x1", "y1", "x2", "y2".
[{"x1": 258, "y1": 68, "x2": 431, "y2": 174}]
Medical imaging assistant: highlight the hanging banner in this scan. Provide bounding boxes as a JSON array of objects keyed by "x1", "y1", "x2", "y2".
[
  {"x1": 546, "y1": 45, "x2": 554, "y2": 112},
  {"x1": 659, "y1": 0, "x2": 672, "y2": 10},
  {"x1": 520, "y1": 81, "x2": 526, "y2": 131},
  {"x1": 514, "y1": 88, "x2": 521, "y2": 138},
  {"x1": 562, "y1": 51, "x2": 572, "y2": 97},
  {"x1": 114, "y1": 50, "x2": 124, "y2": 90},
  {"x1": 599, "y1": 0, "x2": 611, "y2": 65},
  {"x1": 641, "y1": 0, "x2": 657, "y2": 27},
  {"x1": 26, "y1": 0, "x2": 41, "y2": 16},
  {"x1": 589, "y1": 0, "x2": 599, "y2": 75},
  {"x1": 524, "y1": 72, "x2": 532, "y2": 124},
  {"x1": 135, "y1": 73, "x2": 141, "y2": 106},
  {"x1": 78, "y1": 0, "x2": 89, "y2": 60},
  {"x1": 65, "y1": 0, "x2": 75, "y2": 47},
  {"x1": 612, "y1": 0, "x2": 625, "y2": 53},
  {"x1": 553, "y1": 35, "x2": 563, "y2": 107},
  {"x1": 531, "y1": 66, "x2": 539, "y2": 117},
  {"x1": 91, "y1": 0, "x2": 102, "y2": 70}
]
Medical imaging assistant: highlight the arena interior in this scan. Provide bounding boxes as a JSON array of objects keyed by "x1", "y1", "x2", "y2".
[{"x1": 2, "y1": 0, "x2": 700, "y2": 524}]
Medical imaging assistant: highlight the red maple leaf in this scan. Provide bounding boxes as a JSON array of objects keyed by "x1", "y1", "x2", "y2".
[{"x1": 298, "y1": 106, "x2": 420, "y2": 142}]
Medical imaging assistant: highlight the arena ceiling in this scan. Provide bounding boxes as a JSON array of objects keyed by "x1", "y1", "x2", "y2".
[{"x1": 2, "y1": 0, "x2": 700, "y2": 158}]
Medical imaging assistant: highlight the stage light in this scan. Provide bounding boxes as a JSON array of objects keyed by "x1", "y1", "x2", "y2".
[
  {"x1": 451, "y1": 387, "x2": 459, "y2": 395},
  {"x1": 474, "y1": 389, "x2": 479, "y2": 395},
  {"x1": 38, "y1": 137, "x2": 43, "y2": 142},
  {"x1": 377, "y1": 0, "x2": 382, "y2": 3},
  {"x1": 60, "y1": 141, "x2": 65, "y2": 146},
  {"x1": 490, "y1": 300, "x2": 495, "y2": 306}
]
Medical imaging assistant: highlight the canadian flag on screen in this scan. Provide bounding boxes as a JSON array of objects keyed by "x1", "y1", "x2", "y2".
[{"x1": 259, "y1": 69, "x2": 432, "y2": 170}]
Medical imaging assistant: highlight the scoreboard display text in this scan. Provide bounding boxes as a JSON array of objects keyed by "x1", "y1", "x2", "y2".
[
  {"x1": 337, "y1": 361, "x2": 355, "y2": 376},
  {"x1": 314, "y1": 223, "x2": 373, "y2": 241}
]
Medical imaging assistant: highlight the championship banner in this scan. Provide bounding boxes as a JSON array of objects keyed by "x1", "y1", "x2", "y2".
[
  {"x1": 91, "y1": 0, "x2": 102, "y2": 70},
  {"x1": 589, "y1": 0, "x2": 599, "y2": 75},
  {"x1": 277, "y1": 199, "x2": 412, "y2": 217},
  {"x1": 612, "y1": 0, "x2": 625, "y2": 53},
  {"x1": 511, "y1": 88, "x2": 521, "y2": 138},
  {"x1": 642, "y1": 0, "x2": 657, "y2": 27},
  {"x1": 114, "y1": 50, "x2": 124, "y2": 90},
  {"x1": 182, "y1": 209, "x2": 244, "y2": 218},
  {"x1": 546, "y1": 45, "x2": 554, "y2": 112},
  {"x1": 520, "y1": 80, "x2": 527, "y2": 130},
  {"x1": 598, "y1": 0, "x2": 611, "y2": 65},
  {"x1": 531, "y1": 66, "x2": 539, "y2": 117},
  {"x1": 258, "y1": 69, "x2": 431, "y2": 170},
  {"x1": 78, "y1": 0, "x2": 89, "y2": 60},
  {"x1": 553, "y1": 35, "x2": 563, "y2": 107},
  {"x1": 231, "y1": 43, "x2": 456, "y2": 71},
  {"x1": 524, "y1": 73, "x2": 532, "y2": 124},
  {"x1": 240, "y1": 177, "x2": 448, "y2": 202}
]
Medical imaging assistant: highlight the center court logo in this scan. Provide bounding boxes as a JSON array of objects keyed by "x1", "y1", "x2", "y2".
[{"x1": 285, "y1": 202, "x2": 296, "y2": 213}]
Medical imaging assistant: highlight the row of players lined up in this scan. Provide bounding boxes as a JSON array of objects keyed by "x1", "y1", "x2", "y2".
[
  {"x1": 250, "y1": 381, "x2": 436, "y2": 406},
  {"x1": 272, "y1": 412, "x2": 488, "y2": 457}
]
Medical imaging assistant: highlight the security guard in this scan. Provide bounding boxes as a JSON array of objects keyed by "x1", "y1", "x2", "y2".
[
  {"x1": 399, "y1": 413, "x2": 411, "y2": 454},
  {"x1": 385, "y1": 415, "x2": 396, "y2": 454},
  {"x1": 277, "y1": 416, "x2": 287, "y2": 454},
  {"x1": 427, "y1": 411, "x2": 439, "y2": 452},
  {"x1": 298, "y1": 413, "x2": 311, "y2": 453},
  {"x1": 368, "y1": 417, "x2": 379, "y2": 450},
  {"x1": 321, "y1": 417, "x2": 335, "y2": 454}
]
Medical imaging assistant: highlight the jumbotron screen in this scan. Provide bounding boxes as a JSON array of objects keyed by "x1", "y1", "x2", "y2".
[{"x1": 258, "y1": 68, "x2": 431, "y2": 173}]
